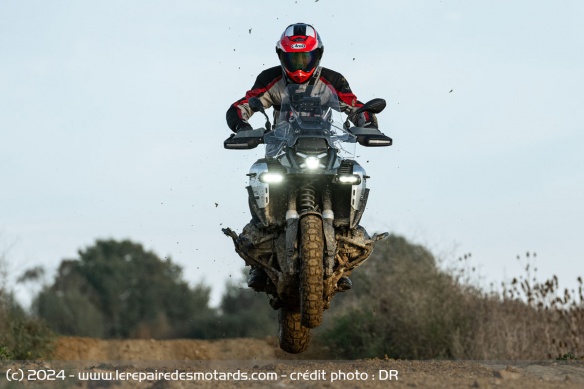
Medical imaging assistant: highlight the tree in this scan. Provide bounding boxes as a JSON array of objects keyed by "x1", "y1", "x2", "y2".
[{"x1": 35, "y1": 239, "x2": 216, "y2": 339}]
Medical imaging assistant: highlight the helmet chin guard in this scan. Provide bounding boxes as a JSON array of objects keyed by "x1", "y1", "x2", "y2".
[{"x1": 276, "y1": 23, "x2": 323, "y2": 83}]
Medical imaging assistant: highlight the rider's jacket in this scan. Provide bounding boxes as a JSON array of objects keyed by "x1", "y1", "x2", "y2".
[{"x1": 226, "y1": 66, "x2": 377, "y2": 132}]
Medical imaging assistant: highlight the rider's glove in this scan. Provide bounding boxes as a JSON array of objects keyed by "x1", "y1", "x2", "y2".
[
  {"x1": 359, "y1": 112, "x2": 379, "y2": 129},
  {"x1": 235, "y1": 122, "x2": 253, "y2": 133}
]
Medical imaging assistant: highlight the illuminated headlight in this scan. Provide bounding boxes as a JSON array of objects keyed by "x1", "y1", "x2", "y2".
[
  {"x1": 259, "y1": 172, "x2": 284, "y2": 183},
  {"x1": 298, "y1": 152, "x2": 327, "y2": 170},
  {"x1": 305, "y1": 156, "x2": 320, "y2": 170},
  {"x1": 336, "y1": 174, "x2": 362, "y2": 185}
]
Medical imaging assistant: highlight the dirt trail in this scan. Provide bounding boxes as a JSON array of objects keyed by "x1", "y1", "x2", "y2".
[{"x1": 3, "y1": 337, "x2": 583, "y2": 388}]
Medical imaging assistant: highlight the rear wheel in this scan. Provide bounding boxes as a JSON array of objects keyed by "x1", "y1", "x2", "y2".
[
  {"x1": 299, "y1": 214, "x2": 324, "y2": 328},
  {"x1": 278, "y1": 306, "x2": 310, "y2": 354}
]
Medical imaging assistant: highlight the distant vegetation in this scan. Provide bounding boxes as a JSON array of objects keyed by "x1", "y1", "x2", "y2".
[
  {"x1": 21, "y1": 239, "x2": 275, "y2": 339},
  {"x1": 0, "y1": 252, "x2": 54, "y2": 360},
  {"x1": 34, "y1": 239, "x2": 217, "y2": 339},
  {"x1": 318, "y1": 235, "x2": 584, "y2": 360},
  {"x1": 1, "y1": 236, "x2": 582, "y2": 360}
]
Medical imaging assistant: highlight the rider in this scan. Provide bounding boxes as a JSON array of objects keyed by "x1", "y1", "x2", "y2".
[
  {"x1": 227, "y1": 23, "x2": 378, "y2": 132},
  {"x1": 227, "y1": 23, "x2": 380, "y2": 291}
]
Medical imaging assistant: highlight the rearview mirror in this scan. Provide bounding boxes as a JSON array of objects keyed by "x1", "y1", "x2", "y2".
[{"x1": 356, "y1": 98, "x2": 386, "y2": 115}]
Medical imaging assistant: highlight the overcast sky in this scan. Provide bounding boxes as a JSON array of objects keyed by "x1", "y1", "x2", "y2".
[{"x1": 1, "y1": 0, "x2": 583, "y2": 307}]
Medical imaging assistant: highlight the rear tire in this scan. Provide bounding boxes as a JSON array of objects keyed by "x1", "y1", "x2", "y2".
[
  {"x1": 299, "y1": 214, "x2": 324, "y2": 328},
  {"x1": 278, "y1": 306, "x2": 310, "y2": 354}
]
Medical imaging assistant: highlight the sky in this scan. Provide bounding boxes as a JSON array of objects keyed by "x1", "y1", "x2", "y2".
[{"x1": 1, "y1": 0, "x2": 583, "y2": 307}]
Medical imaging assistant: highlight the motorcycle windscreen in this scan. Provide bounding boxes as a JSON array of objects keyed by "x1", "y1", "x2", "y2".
[{"x1": 264, "y1": 83, "x2": 356, "y2": 159}]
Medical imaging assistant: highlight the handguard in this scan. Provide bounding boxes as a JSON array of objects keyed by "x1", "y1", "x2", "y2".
[
  {"x1": 224, "y1": 128, "x2": 265, "y2": 150},
  {"x1": 349, "y1": 127, "x2": 393, "y2": 147}
]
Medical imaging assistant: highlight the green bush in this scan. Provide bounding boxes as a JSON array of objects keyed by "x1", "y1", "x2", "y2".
[{"x1": 0, "y1": 292, "x2": 55, "y2": 360}]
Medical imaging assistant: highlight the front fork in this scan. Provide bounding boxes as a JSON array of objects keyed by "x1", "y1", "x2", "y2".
[
  {"x1": 283, "y1": 184, "x2": 336, "y2": 279},
  {"x1": 321, "y1": 187, "x2": 337, "y2": 278}
]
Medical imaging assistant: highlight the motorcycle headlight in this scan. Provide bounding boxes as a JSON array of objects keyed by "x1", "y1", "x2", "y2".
[
  {"x1": 259, "y1": 172, "x2": 284, "y2": 183},
  {"x1": 297, "y1": 152, "x2": 327, "y2": 170},
  {"x1": 305, "y1": 156, "x2": 320, "y2": 170}
]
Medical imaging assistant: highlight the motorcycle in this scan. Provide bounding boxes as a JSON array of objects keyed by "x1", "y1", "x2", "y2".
[{"x1": 223, "y1": 82, "x2": 392, "y2": 353}]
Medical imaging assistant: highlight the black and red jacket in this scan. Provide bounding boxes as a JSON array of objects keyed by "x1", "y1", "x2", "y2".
[{"x1": 226, "y1": 66, "x2": 377, "y2": 132}]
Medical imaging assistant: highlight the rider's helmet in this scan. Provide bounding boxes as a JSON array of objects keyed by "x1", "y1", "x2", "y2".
[{"x1": 276, "y1": 23, "x2": 324, "y2": 84}]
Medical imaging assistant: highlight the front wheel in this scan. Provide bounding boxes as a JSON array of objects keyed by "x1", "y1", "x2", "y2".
[
  {"x1": 278, "y1": 306, "x2": 310, "y2": 354},
  {"x1": 299, "y1": 214, "x2": 324, "y2": 328}
]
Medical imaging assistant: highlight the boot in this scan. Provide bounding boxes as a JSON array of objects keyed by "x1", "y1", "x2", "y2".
[
  {"x1": 247, "y1": 267, "x2": 267, "y2": 290},
  {"x1": 337, "y1": 276, "x2": 352, "y2": 291}
]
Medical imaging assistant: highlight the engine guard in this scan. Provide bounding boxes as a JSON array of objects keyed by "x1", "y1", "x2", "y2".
[{"x1": 222, "y1": 224, "x2": 389, "y2": 309}]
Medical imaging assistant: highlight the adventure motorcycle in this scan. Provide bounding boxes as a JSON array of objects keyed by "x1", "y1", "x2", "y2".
[{"x1": 223, "y1": 83, "x2": 392, "y2": 353}]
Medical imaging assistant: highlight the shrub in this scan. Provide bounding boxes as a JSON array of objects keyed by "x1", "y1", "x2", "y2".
[
  {"x1": 321, "y1": 235, "x2": 584, "y2": 360},
  {"x1": 0, "y1": 291, "x2": 55, "y2": 360},
  {"x1": 0, "y1": 250, "x2": 53, "y2": 360}
]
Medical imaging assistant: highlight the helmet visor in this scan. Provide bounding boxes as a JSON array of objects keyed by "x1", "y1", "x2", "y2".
[{"x1": 280, "y1": 51, "x2": 319, "y2": 72}]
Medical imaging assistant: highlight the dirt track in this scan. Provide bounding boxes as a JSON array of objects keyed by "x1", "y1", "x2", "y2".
[{"x1": 2, "y1": 337, "x2": 584, "y2": 388}]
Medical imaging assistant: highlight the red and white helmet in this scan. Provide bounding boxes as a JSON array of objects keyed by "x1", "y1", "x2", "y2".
[{"x1": 276, "y1": 23, "x2": 324, "y2": 84}]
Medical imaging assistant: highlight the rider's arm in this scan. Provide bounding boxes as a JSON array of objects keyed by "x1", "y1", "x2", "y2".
[{"x1": 226, "y1": 66, "x2": 282, "y2": 132}]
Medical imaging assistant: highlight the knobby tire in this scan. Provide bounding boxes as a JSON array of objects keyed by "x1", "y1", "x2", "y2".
[
  {"x1": 299, "y1": 214, "x2": 324, "y2": 328},
  {"x1": 278, "y1": 306, "x2": 310, "y2": 354}
]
